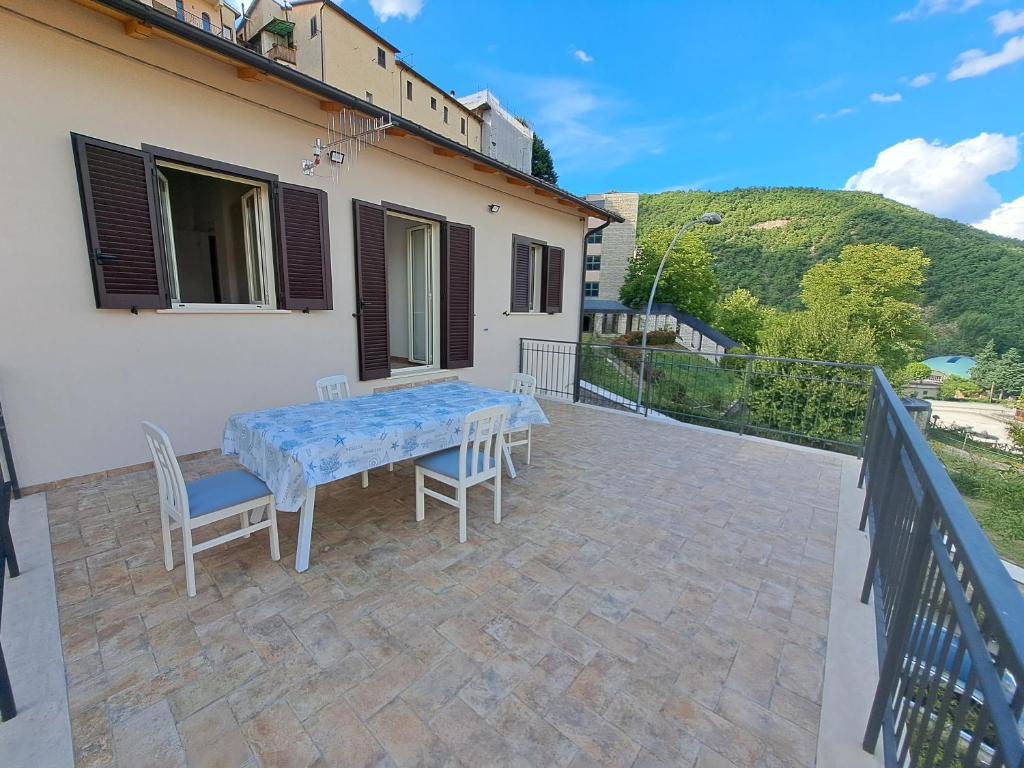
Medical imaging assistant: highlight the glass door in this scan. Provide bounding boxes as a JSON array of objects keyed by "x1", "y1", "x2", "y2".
[
  {"x1": 241, "y1": 188, "x2": 266, "y2": 305},
  {"x1": 156, "y1": 169, "x2": 180, "y2": 302},
  {"x1": 407, "y1": 225, "x2": 432, "y2": 365}
]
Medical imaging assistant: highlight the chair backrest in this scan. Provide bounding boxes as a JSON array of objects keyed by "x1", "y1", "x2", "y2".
[
  {"x1": 459, "y1": 405, "x2": 508, "y2": 481},
  {"x1": 316, "y1": 374, "x2": 351, "y2": 402},
  {"x1": 141, "y1": 421, "x2": 189, "y2": 521},
  {"x1": 509, "y1": 372, "x2": 537, "y2": 397}
]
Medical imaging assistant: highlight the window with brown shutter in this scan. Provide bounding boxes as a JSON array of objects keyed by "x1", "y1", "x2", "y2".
[
  {"x1": 277, "y1": 183, "x2": 332, "y2": 311},
  {"x1": 71, "y1": 133, "x2": 168, "y2": 310},
  {"x1": 442, "y1": 222, "x2": 474, "y2": 369},
  {"x1": 543, "y1": 246, "x2": 564, "y2": 313},
  {"x1": 509, "y1": 235, "x2": 532, "y2": 313},
  {"x1": 353, "y1": 200, "x2": 390, "y2": 380}
]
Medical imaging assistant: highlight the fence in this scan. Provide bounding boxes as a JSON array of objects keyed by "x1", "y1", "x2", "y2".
[
  {"x1": 0, "y1": 391, "x2": 18, "y2": 721},
  {"x1": 519, "y1": 338, "x2": 874, "y2": 454},
  {"x1": 859, "y1": 368, "x2": 1024, "y2": 766}
]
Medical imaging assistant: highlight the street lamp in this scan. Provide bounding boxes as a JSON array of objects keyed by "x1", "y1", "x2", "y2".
[{"x1": 636, "y1": 212, "x2": 723, "y2": 411}]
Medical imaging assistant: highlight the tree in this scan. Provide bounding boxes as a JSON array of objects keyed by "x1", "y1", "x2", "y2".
[
  {"x1": 904, "y1": 362, "x2": 932, "y2": 381},
  {"x1": 939, "y1": 375, "x2": 981, "y2": 400},
  {"x1": 997, "y1": 348, "x2": 1024, "y2": 396},
  {"x1": 799, "y1": 244, "x2": 930, "y2": 377},
  {"x1": 531, "y1": 134, "x2": 557, "y2": 184},
  {"x1": 619, "y1": 229, "x2": 720, "y2": 321},
  {"x1": 717, "y1": 288, "x2": 766, "y2": 351},
  {"x1": 971, "y1": 339, "x2": 1000, "y2": 394}
]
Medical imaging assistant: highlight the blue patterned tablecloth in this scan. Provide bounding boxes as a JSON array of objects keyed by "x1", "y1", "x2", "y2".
[{"x1": 223, "y1": 381, "x2": 548, "y2": 511}]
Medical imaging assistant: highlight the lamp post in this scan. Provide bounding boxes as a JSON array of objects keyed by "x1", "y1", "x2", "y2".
[{"x1": 635, "y1": 212, "x2": 723, "y2": 412}]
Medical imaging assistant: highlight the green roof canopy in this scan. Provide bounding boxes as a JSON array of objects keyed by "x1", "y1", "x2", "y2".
[{"x1": 265, "y1": 18, "x2": 294, "y2": 37}]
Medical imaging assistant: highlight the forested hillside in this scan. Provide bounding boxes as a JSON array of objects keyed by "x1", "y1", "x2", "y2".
[{"x1": 639, "y1": 188, "x2": 1024, "y2": 354}]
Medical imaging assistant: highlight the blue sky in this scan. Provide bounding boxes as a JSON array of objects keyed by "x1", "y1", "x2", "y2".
[{"x1": 323, "y1": 1, "x2": 1024, "y2": 235}]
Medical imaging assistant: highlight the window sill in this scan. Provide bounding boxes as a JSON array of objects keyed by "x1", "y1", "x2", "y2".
[
  {"x1": 157, "y1": 306, "x2": 290, "y2": 315},
  {"x1": 387, "y1": 366, "x2": 443, "y2": 381},
  {"x1": 506, "y1": 312, "x2": 557, "y2": 317}
]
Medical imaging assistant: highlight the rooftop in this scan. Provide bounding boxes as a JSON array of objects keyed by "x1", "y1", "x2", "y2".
[{"x1": 9, "y1": 399, "x2": 869, "y2": 767}]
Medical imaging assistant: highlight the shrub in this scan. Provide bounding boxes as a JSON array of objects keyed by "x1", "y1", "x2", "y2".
[
  {"x1": 612, "y1": 330, "x2": 676, "y2": 346},
  {"x1": 938, "y1": 375, "x2": 982, "y2": 400},
  {"x1": 720, "y1": 346, "x2": 751, "y2": 372}
]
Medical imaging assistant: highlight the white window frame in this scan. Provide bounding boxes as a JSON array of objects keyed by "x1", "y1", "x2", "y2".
[
  {"x1": 155, "y1": 160, "x2": 278, "y2": 313},
  {"x1": 386, "y1": 211, "x2": 442, "y2": 379},
  {"x1": 527, "y1": 243, "x2": 544, "y2": 313}
]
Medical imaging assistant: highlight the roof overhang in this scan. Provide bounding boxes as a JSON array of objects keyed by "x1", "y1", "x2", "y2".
[{"x1": 84, "y1": 0, "x2": 620, "y2": 223}]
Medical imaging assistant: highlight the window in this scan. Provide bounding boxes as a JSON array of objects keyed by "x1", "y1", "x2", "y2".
[
  {"x1": 406, "y1": 80, "x2": 413, "y2": 101},
  {"x1": 377, "y1": 47, "x2": 386, "y2": 67},
  {"x1": 584, "y1": 282, "x2": 600, "y2": 297},
  {"x1": 527, "y1": 244, "x2": 544, "y2": 312},
  {"x1": 430, "y1": 96, "x2": 437, "y2": 110},
  {"x1": 443, "y1": 106, "x2": 449, "y2": 124},
  {"x1": 585, "y1": 255, "x2": 601, "y2": 271},
  {"x1": 510, "y1": 235, "x2": 564, "y2": 314},
  {"x1": 310, "y1": 15, "x2": 318, "y2": 37},
  {"x1": 201, "y1": 12, "x2": 211, "y2": 31},
  {"x1": 586, "y1": 229, "x2": 603, "y2": 244},
  {"x1": 385, "y1": 213, "x2": 439, "y2": 370},
  {"x1": 155, "y1": 161, "x2": 277, "y2": 308},
  {"x1": 365, "y1": 91, "x2": 374, "y2": 104},
  {"x1": 460, "y1": 117, "x2": 466, "y2": 135}
]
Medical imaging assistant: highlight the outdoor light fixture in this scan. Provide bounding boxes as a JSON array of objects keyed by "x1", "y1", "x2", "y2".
[
  {"x1": 636, "y1": 212, "x2": 724, "y2": 410},
  {"x1": 488, "y1": 204, "x2": 501, "y2": 214},
  {"x1": 329, "y1": 150, "x2": 345, "y2": 164}
]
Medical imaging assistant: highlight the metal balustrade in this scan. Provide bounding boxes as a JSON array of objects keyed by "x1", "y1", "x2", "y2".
[{"x1": 859, "y1": 368, "x2": 1024, "y2": 766}]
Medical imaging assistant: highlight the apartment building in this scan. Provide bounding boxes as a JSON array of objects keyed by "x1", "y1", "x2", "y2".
[
  {"x1": 237, "y1": 0, "x2": 480, "y2": 147},
  {"x1": 458, "y1": 90, "x2": 534, "y2": 173},
  {"x1": 581, "y1": 192, "x2": 639, "y2": 334},
  {"x1": 140, "y1": 0, "x2": 239, "y2": 41}
]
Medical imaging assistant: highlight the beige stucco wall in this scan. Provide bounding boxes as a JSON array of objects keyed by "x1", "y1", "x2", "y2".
[
  {"x1": 0, "y1": 0, "x2": 586, "y2": 487},
  {"x1": 395, "y1": 67, "x2": 481, "y2": 148}
]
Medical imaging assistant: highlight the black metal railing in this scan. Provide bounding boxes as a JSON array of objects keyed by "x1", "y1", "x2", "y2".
[
  {"x1": 153, "y1": 2, "x2": 234, "y2": 40},
  {"x1": 0, "y1": 479, "x2": 18, "y2": 721},
  {"x1": 0, "y1": 394, "x2": 19, "y2": 501},
  {"x1": 859, "y1": 368, "x2": 1024, "y2": 766},
  {"x1": 519, "y1": 338, "x2": 873, "y2": 454}
]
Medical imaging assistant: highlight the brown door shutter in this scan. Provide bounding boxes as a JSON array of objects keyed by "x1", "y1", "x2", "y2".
[
  {"x1": 543, "y1": 246, "x2": 565, "y2": 313},
  {"x1": 510, "y1": 235, "x2": 531, "y2": 313},
  {"x1": 277, "y1": 182, "x2": 332, "y2": 310},
  {"x1": 71, "y1": 134, "x2": 167, "y2": 309},
  {"x1": 442, "y1": 222, "x2": 474, "y2": 369},
  {"x1": 352, "y1": 200, "x2": 390, "y2": 380}
]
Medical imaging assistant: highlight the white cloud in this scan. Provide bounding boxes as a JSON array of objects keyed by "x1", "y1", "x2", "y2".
[
  {"x1": 991, "y1": 9, "x2": 1024, "y2": 34},
  {"x1": 368, "y1": 0, "x2": 423, "y2": 22},
  {"x1": 870, "y1": 92, "x2": 903, "y2": 103},
  {"x1": 894, "y1": 0, "x2": 982, "y2": 21},
  {"x1": 908, "y1": 72, "x2": 936, "y2": 87},
  {"x1": 845, "y1": 133, "x2": 1019, "y2": 222},
  {"x1": 572, "y1": 49, "x2": 594, "y2": 63},
  {"x1": 949, "y1": 36, "x2": 1024, "y2": 79},
  {"x1": 815, "y1": 107, "x2": 856, "y2": 120},
  {"x1": 975, "y1": 195, "x2": 1024, "y2": 238}
]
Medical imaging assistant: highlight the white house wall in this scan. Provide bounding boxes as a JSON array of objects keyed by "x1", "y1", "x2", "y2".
[{"x1": 0, "y1": 0, "x2": 588, "y2": 486}]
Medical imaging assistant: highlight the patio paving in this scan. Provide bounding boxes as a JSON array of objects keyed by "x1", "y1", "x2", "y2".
[{"x1": 45, "y1": 400, "x2": 849, "y2": 767}]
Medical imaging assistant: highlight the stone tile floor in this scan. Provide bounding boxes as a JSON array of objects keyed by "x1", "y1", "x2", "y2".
[{"x1": 47, "y1": 401, "x2": 846, "y2": 767}]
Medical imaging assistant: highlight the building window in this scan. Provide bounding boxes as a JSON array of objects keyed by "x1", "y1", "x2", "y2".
[
  {"x1": 310, "y1": 15, "x2": 318, "y2": 37},
  {"x1": 365, "y1": 91, "x2": 374, "y2": 104},
  {"x1": 201, "y1": 12, "x2": 211, "y2": 31},
  {"x1": 430, "y1": 96, "x2": 437, "y2": 110},
  {"x1": 584, "y1": 282, "x2": 600, "y2": 297},
  {"x1": 154, "y1": 161, "x2": 276, "y2": 308},
  {"x1": 460, "y1": 117, "x2": 466, "y2": 135},
  {"x1": 377, "y1": 47, "x2": 386, "y2": 67},
  {"x1": 586, "y1": 229, "x2": 603, "y2": 244},
  {"x1": 175, "y1": 0, "x2": 184, "y2": 20},
  {"x1": 585, "y1": 255, "x2": 601, "y2": 271},
  {"x1": 443, "y1": 106, "x2": 449, "y2": 124},
  {"x1": 528, "y1": 244, "x2": 545, "y2": 311},
  {"x1": 406, "y1": 80, "x2": 413, "y2": 100}
]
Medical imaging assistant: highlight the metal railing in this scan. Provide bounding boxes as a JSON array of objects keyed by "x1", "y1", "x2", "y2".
[
  {"x1": 267, "y1": 43, "x2": 297, "y2": 64},
  {"x1": 152, "y1": 2, "x2": 234, "y2": 40},
  {"x1": 0, "y1": 480, "x2": 18, "y2": 722},
  {"x1": 519, "y1": 338, "x2": 873, "y2": 454},
  {"x1": 859, "y1": 368, "x2": 1024, "y2": 766}
]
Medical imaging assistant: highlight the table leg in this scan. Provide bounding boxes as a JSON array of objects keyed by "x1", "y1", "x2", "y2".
[
  {"x1": 295, "y1": 486, "x2": 316, "y2": 573},
  {"x1": 502, "y1": 438, "x2": 517, "y2": 479}
]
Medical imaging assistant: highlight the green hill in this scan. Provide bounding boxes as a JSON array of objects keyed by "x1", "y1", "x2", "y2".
[{"x1": 638, "y1": 188, "x2": 1024, "y2": 354}]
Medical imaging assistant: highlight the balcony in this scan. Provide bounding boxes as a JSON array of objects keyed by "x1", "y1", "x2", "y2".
[
  {"x1": 0, "y1": 341, "x2": 1021, "y2": 766},
  {"x1": 267, "y1": 43, "x2": 297, "y2": 66},
  {"x1": 152, "y1": 2, "x2": 234, "y2": 42}
]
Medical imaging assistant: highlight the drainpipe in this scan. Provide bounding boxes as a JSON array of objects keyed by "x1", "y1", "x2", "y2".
[
  {"x1": 319, "y1": 3, "x2": 326, "y2": 82},
  {"x1": 572, "y1": 217, "x2": 613, "y2": 403}
]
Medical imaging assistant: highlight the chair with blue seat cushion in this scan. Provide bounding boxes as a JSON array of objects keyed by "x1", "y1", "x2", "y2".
[
  {"x1": 502, "y1": 373, "x2": 537, "y2": 476},
  {"x1": 316, "y1": 374, "x2": 387, "y2": 488},
  {"x1": 414, "y1": 405, "x2": 509, "y2": 543},
  {"x1": 142, "y1": 421, "x2": 280, "y2": 597}
]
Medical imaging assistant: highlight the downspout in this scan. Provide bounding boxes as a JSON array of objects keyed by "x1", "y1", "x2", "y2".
[
  {"x1": 572, "y1": 217, "x2": 613, "y2": 403},
  {"x1": 319, "y1": 3, "x2": 325, "y2": 81}
]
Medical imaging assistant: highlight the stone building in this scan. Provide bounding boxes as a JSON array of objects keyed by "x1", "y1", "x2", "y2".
[{"x1": 582, "y1": 192, "x2": 639, "y2": 335}]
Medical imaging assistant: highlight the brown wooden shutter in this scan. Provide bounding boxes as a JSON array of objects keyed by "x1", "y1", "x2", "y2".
[
  {"x1": 352, "y1": 200, "x2": 390, "y2": 380},
  {"x1": 442, "y1": 222, "x2": 474, "y2": 369},
  {"x1": 71, "y1": 134, "x2": 167, "y2": 309},
  {"x1": 510, "y1": 236, "x2": 531, "y2": 313},
  {"x1": 277, "y1": 183, "x2": 332, "y2": 310},
  {"x1": 543, "y1": 246, "x2": 565, "y2": 313}
]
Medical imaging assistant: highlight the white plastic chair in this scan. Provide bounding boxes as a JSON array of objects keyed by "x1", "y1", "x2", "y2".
[
  {"x1": 142, "y1": 421, "x2": 280, "y2": 597},
  {"x1": 414, "y1": 405, "x2": 509, "y2": 543},
  {"x1": 315, "y1": 374, "x2": 375, "y2": 488},
  {"x1": 502, "y1": 372, "x2": 537, "y2": 475}
]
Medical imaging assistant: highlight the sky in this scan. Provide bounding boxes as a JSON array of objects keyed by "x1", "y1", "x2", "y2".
[{"x1": 286, "y1": 0, "x2": 1024, "y2": 237}]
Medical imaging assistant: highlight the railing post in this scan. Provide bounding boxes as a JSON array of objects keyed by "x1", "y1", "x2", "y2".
[
  {"x1": 0, "y1": 483, "x2": 18, "y2": 579},
  {"x1": 641, "y1": 348, "x2": 653, "y2": 415},
  {"x1": 0, "y1": 397, "x2": 19, "y2": 500},
  {"x1": 738, "y1": 359, "x2": 753, "y2": 435},
  {"x1": 571, "y1": 341, "x2": 582, "y2": 404}
]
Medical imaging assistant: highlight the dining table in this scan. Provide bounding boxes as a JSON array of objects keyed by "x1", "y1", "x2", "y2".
[{"x1": 222, "y1": 380, "x2": 549, "y2": 571}]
